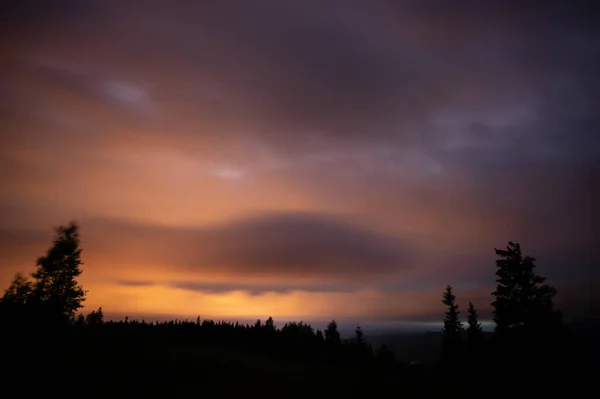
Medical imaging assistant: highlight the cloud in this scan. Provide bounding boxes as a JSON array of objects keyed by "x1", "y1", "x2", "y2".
[
  {"x1": 0, "y1": 0, "x2": 598, "y2": 321},
  {"x1": 196, "y1": 212, "x2": 412, "y2": 277},
  {"x1": 6, "y1": 0, "x2": 592, "y2": 144},
  {"x1": 81, "y1": 212, "x2": 413, "y2": 280},
  {"x1": 116, "y1": 280, "x2": 155, "y2": 287},
  {"x1": 0, "y1": 211, "x2": 414, "y2": 281},
  {"x1": 169, "y1": 281, "x2": 356, "y2": 296}
]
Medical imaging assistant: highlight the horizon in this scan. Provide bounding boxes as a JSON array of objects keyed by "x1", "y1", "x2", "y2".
[
  {"x1": 99, "y1": 312, "x2": 499, "y2": 338},
  {"x1": 1, "y1": 0, "x2": 597, "y2": 325}
]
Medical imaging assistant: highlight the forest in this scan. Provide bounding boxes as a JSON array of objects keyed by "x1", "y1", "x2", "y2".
[{"x1": 0, "y1": 221, "x2": 592, "y2": 398}]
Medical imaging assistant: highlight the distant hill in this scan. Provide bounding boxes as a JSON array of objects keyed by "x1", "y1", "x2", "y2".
[
  {"x1": 368, "y1": 331, "x2": 498, "y2": 365},
  {"x1": 368, "y1": 319, "x2": 600, "y2": 366}
]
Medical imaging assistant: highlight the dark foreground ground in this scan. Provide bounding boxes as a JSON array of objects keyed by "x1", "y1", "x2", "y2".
[{"x1": 5, "y1": 336, "x2": 592, "y2": 399}]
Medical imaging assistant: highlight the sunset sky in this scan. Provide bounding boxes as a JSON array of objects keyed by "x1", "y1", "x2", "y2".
[{"x1": 1, "y1": 0, "x2": 598, "y2": 330}]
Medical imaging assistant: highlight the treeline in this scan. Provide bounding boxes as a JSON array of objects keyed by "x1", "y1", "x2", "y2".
[
  {"x1": 0, "y1": 221, "x2": 586, "y2": 377},
  {"x1": 68, "y1": 314, "x2": 393, "y2": 369}
]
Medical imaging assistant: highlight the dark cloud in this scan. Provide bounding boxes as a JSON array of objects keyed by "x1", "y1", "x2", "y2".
[
  {"x1": 0, "y1": 211, "x2": 413, "y2": 282},
  {"x1": 116, "y1": 280, "x2": 155, "y2": 287},
  {"x1": 169, "y1": 281, "x2": 356, "y2": 296},
  {"x1": 4, "y1": 0, "x2": 599, "y2": 147},
  {"x1": 0, "y1": 226, "x2": 50, "y2": 265},
  {"x1": 195, "y1": 212, "x2": 412, "y2": 277},
  {"x1": 71, "y1": 212, "x2": 413, "y2": 281},
  {"x1": 1, "y1": 0, "x2": 99, "y2": 34}
]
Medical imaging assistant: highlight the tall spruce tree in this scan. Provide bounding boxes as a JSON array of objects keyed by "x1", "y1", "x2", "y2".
[
  {"x1": 490, "y1": 242, "x2": 564, "y2": 373},
  {"x1": 491, "y1": 242, "x2": 560, "y2": 333},
  {"x1": 466, "y1": 302, "x2": 484, "y2": 364},
  {"x1": 442, "y1": 285, "x2": 462, "y2": 334},
  {"x1": 353, "y1": 323, "x2": 371, "y2": 363},
  {"x1": 441, "y1": 285, "x2": 464, "y2": 368},
  {"x1": 467, "y1": 302, "x2": 483, "y2": 340}
]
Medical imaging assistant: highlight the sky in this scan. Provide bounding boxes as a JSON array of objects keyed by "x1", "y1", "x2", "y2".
[{"x1": 0, "y1": 0, "x2": 598, "y2": 330}]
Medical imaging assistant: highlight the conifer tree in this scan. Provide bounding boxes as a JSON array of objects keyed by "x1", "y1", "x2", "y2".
[
  {"x1": 31, "y1": 221, "x2": 86, "y2": 320},
  {"x1": 354, "y1": 324, "x2": 364, "y2": 345},
  {"x1": 265, "y1": 316, "x2": 275, "y2": 332},
  {"x1": 442, "y1": 285, "x2": 462, "y2": 334},
  {"x1": 441, "y1": 285, "x2": 464, "y2": 368},
  {"x1": 315, "y1": 329, "x2": 324, "y2": 342},
  {"x1": 467, "y1": 302, "x2": 482, "y2": 341},
  {"x1": 491, "y1": 242, "x2": 560, "y2": 333},
  {"x1": 466, "y1": 302, "x2": 484, "y2": 365},
  {"x1": 491, "y1": 242, "x2": 564, "y2": 372},
  {"x1": 325, "y1": 320, "x2": 341, "y2": 346}
]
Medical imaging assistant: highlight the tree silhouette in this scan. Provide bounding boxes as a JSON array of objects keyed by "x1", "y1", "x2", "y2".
[
  {"x1": 466, "y1": 302, "x2": 483, "y2": 366},
  {"x1": 85, "y1": 307, "x2": 104, "y2": 326},
  {"x1": 0, "y1": 272, "x2": 35, "y2": 340},
  {"x1": 351, "y1": 323, "x2": 372, "y2": 363},
  {"x1": 324, "y1": 320, "x2": 341, "y2": 346},
  {"x1": 75, "y1": 313, "x2": 85, "y2": 327},
  {"x1": 265, "y1": 316, "x2": 275, "y2": 332},
  {"x1": 324, "y1": 320, "x2": 342, "y2": 363},
  {"x1": 354, "y1": 324, "x2": 364, "y2": 345},
  {"x1": 31, "y1": 221, "x2": 87, "y2": 320},
  {"x1": 442, "y1": 285, "x2": 462, "y2": 334},
  {"x1": 441, "y1": 285, "x2": 464, "y2": 368},
  {"x1": 1, "y1": 272, "x2": 33, "y2": 305},
  {"x1": 490, "y1": 242, "x2": 565, "y2": 373},
  {"x1": 467, "y1": 302, "x2": 482, "y2": 338},
  {"x1": 491, "y1": 242, "x2": 560, "y2": 333},
  {"x1": 315, "y1": 329, "x2": 324, "y2": 342}
]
